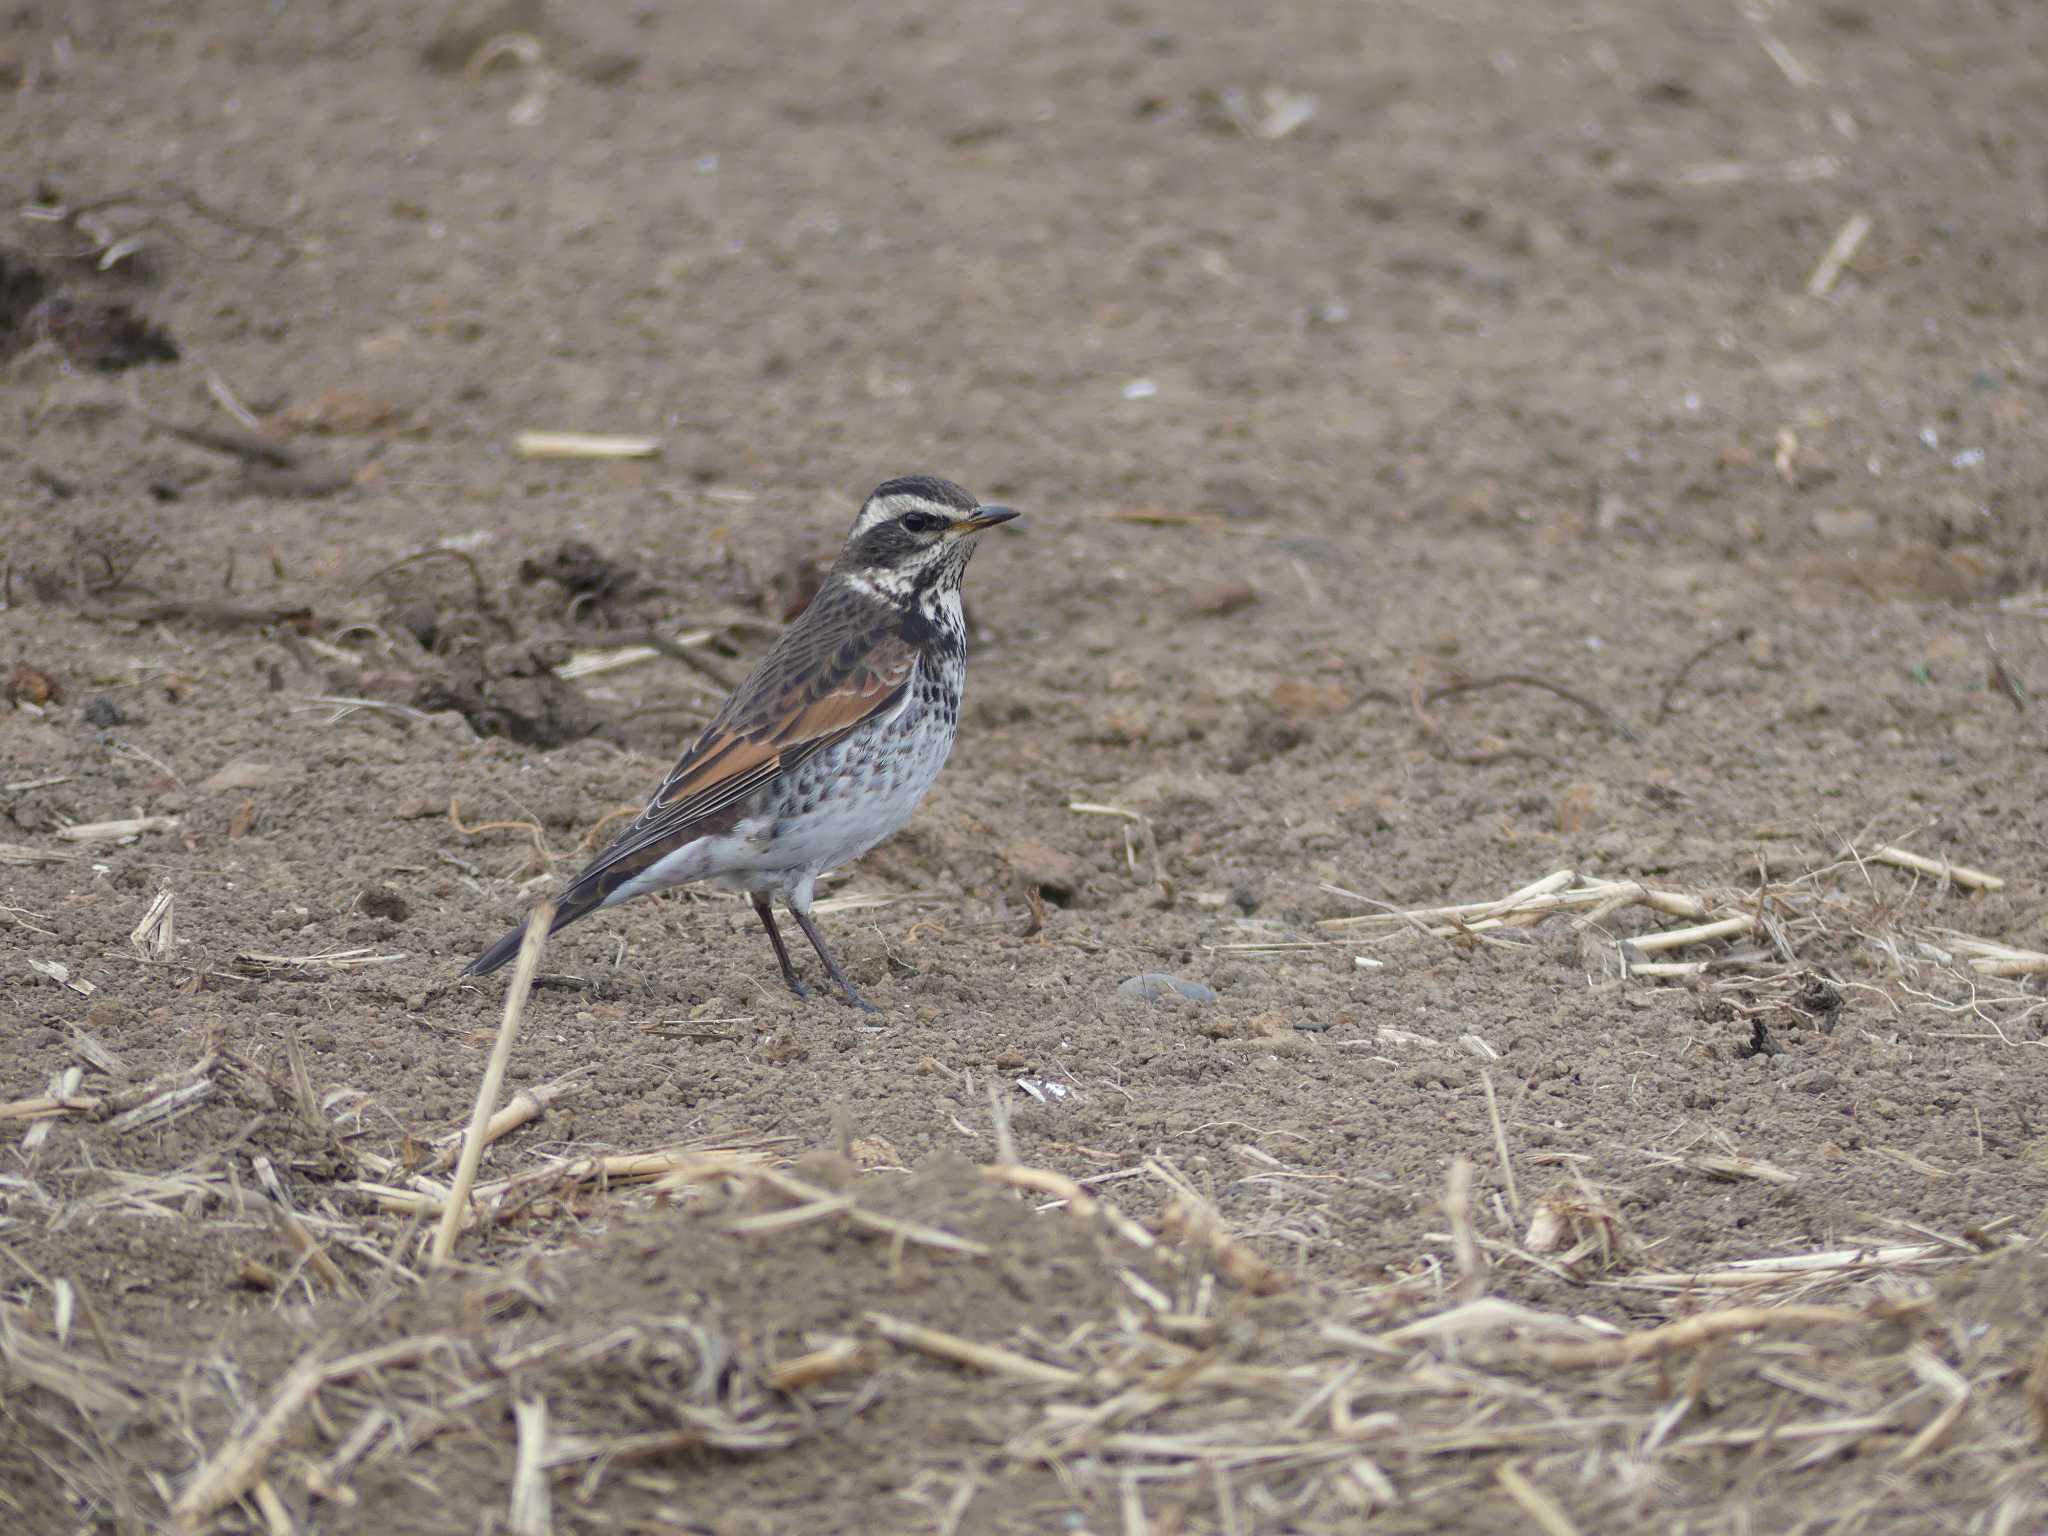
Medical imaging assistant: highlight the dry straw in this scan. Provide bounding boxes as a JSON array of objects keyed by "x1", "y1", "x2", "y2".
[{"x1": 432, "y1": 900, "x2": 554, "y2": 1267}]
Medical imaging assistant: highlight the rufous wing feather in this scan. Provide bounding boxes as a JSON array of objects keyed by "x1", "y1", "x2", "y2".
[{"x1": 464, "y1": 599, "x2": 918, "y2": 976}]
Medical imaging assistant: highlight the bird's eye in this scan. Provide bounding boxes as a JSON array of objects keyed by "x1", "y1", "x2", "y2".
[{"x1": 899, "y1": 511, "x2": 944, "y2": 534}]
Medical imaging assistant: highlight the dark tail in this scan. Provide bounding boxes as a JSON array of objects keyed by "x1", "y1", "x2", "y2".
[
  {"x1": 462, "y1": 890, "x2": 605, "y2": 977},
  {"x1": 462, "y1": 818, "x2": 691, "y2": 978}
]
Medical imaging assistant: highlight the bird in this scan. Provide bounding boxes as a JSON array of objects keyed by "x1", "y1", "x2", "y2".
[{"x1": 463, "y1": 475, "x2": 1019, "y2": 1010}]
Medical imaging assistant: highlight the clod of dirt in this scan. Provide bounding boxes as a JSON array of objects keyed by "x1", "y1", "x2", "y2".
[
  {"x1": 358, "y1": 887, "x2": 410, "y2": 922},
  {"x1": 27, "y1": 293, "x2": 180, "y2": 371},
  {"x1": 1554, "y1": 782, "x2": 1611, "y2": 833},
  {"x1": 0, "y1": 252, "x2": 51, "y2": 353},
  {"x1": 1736, "y1": 1017, "x2": 1782, "y2": 1058},
  {"x1": 1202, "y1": 1010, "x2": 1303, "y2": 1044},
  {"x1": 1229, "y1": 713, "x2": 1312, "y2": 772},
  {"x1": 1268, "y1": 679, "x2": 1349, "y2": 718},
  {"x1": 1795, "y1": 975, "x2": 1846, "y2": 1024},
  {"x1": 519, "y1": 539, "x2": 638, "y2": 624},
  {"x1": 413, "y1": 645, "x2": 608, "y2": 748},
  {"x1": 1001, "y1": 837, "x2": 1089, "y2": 907},
  {"x1": 387, "y1": 602, "x2": 441, "y2": 650},
  {"x1": 1201, "y1": 477, "x2": 1271, "y2": 521},
  {"x1": 7, "y1": 663, "x2": 61, "y2": 705}
]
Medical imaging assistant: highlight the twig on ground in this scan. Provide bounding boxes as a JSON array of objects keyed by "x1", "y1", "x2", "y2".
[
  {"x1": 513, "y1": 431, "x2": 661, "y2": 460},
  {"x1": 1148, "y1": 1158, "x2": 1289, "y2": 1294},
  {"x1": 1481, "y1": 1072, "x2": 1520, "y2": 1220},
  {"x1": 510, "y1": 1396, "x2": 553, "y2": 1536},
  {"x1": 362, "y1": 546, "x2": 518, "y2": 638},
  {"x1": 171, "y1": 1335, "x2": 454, "y2": 1530},
  {"x1": 1654, "y1": 627, "x2": 1751, "y2": 722},
  {"x1": 1806, "y1": 211, "x2": 1873, "y2": 299},
  {"x1": 87, "y1": 600, "x2": 313, "y2": 629},
  {"x1": 433, "y1": 901, "x2": 554, "y2": 1267},
  {"x1": 56, "y1": 816, "x2": 179, "y2": 843},
  {"x1": 1443, "y1": 1157, "x2": 1485, "y2": 1302},
  {"x1": 1495, "y1": 1462, "x2": 1583, "y2": 1536},
  {"x1": 1530, "y1": 1305, "x2": 1863, "y2": 1369},
  {"x1": 137, "y1": 408, "x2": 299, "y2": 467},
  {"x1": 1423, "y1": 672, "x2": 1623, "y2": 736},
  {"x1": 867, "y1": 1311, "x2": 1084, "y2": 1387},
  {"x1": 427, "y1": 1075, "x2": 580, "y2": 1172},
  {"x1": 1867, "y1": 844, "x2": 2003, "y2": 892}
]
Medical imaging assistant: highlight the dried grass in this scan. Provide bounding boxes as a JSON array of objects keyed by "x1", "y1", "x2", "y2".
[
  {"x1": 6, "y1": 827, "x2": 2045, "y2": 1533},
  {"x1": 1316, "y1": 839, "x2": 2043, "y2": 1045},
  {"x1": 6, "y1": 1124, "x2": 2045, "y2": 1533}
]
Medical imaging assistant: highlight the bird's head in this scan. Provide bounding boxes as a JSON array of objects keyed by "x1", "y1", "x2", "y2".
[{"x1": 835, "y1": 475, "x2": 1019, "y2": 600}]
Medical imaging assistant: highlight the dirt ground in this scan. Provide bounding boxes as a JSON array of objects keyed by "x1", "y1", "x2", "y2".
[{"x1": 6, "y1": 1, "x2": 2048, "y2": 1531}]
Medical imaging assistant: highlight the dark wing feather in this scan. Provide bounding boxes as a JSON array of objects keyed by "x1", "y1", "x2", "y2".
[{"x1": 464, "y1": 587, "x2": 914, "y2": 975}]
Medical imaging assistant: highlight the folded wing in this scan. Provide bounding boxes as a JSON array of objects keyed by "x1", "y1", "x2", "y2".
[{"x1": 463, "y1": 592, "x2": 914, "y2": 975}]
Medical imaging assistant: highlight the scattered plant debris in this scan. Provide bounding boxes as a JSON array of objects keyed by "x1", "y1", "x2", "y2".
[
  {"x1": 519, "y1": 539, "x2": 640, "y2": 626},
  {"x1": 415, "y1": 644, "x2": 611, "y2": 747}
]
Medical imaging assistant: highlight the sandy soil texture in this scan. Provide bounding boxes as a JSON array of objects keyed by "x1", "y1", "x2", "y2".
[{"x1": 5, "y1": 2, "x2": 2048, "y2": 1531}]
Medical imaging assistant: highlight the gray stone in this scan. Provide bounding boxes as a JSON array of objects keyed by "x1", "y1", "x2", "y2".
[{"x1": 1118, "y1": 972, "x2": 1217, "y2": 1005}]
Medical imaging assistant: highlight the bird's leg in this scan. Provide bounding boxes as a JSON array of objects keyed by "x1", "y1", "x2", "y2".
[
  {"x1": 786, "y1": 900, "x2": 877, "y2": 1013},
  {"x1": 750, "y1": 894, "x2": 807, "y2": 999}
]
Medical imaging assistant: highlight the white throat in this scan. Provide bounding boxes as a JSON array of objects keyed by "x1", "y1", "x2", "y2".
[{"x1": 840, "y1": 567, "x2": 920, "y2": 604}]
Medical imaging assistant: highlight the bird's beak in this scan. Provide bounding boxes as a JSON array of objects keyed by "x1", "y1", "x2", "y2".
[{"x1": 952, "y1": 505, "x2": 1020, "y2": 535}]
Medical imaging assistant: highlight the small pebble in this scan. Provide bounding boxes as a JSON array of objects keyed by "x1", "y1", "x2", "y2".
[{"x1": 1117, "y1": 972, "x2": 1216, "y2": 1004}]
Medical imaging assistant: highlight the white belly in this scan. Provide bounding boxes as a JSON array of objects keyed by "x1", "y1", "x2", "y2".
[{"x1": 602, "y1": 653, "x2": 962, "y2": 907}]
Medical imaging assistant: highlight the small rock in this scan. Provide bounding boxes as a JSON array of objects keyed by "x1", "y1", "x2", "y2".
[
  {"x1": 1267, "y1": 679, "x2": 1349, "y2": 718},
  {"x1": 7, "y1": 663, "x2": 59, "y2": 706},
  {"x1": 763, "y1": 1027, "x2": 810, "y2": 1064},
  {"x1": 1186, "y1": 581, "x2": 1258, "y2": 618},
  {"x1": 1592, "y1": 828, "x2": 1634, "y2": 860},
  {"x1": 850, "y1": 1137, "x2": 903, "y2": 1169},
  {"x1": 1554, "y1": 782, "x2": 1609, "y2": 833},
  {"x1": 199, "y1": 760, "x2": 295, "y2": 792},
  {"x1": 1118, "y1": 972, "x2": 1216, "y2": 1005}
]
